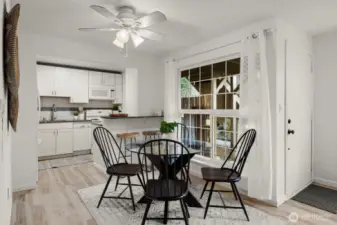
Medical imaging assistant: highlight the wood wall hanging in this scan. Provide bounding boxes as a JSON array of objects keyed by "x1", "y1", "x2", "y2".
[{"x1": 4, "y1": 4, "x2": 20, "y2": 131}]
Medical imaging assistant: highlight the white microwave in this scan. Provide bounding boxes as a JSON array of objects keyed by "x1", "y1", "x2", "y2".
[{"x1": 89, "y1": 86, "x2": 115, "y2": 100}]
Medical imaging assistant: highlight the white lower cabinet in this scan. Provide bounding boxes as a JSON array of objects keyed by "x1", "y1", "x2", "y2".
[
  {"x1": 56, "y1": 129, "x2": 73, "y2": 155},
  {"x1": 38, "y1": 130, "x2": 56, "y2": 157},
  {"x1": 38, "y1": 123, "x2": 91, "y2": 157},
  {"x1": 73, "y1": 124, "x2": 92, "y2": 151}
]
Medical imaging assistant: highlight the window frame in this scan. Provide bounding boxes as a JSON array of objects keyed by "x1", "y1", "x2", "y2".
[{"x1": 178, "y1": 53, "x2": 241, "y2": 161}]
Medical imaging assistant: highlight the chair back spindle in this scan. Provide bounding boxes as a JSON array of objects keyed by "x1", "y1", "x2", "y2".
[
  {"x1": 93, "y1": 127, "x2": 128, "y2": 168},
  {"x1": 222, "y1": 129, "x2": 256, "y2": 176},
  {"x1": 138, "y1": 139, "x2": 190, "y2": 199}
]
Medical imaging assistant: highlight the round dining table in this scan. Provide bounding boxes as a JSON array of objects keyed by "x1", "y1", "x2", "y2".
[{"x1": 126, "y1": 142, "x2": 203, "y2": 208}]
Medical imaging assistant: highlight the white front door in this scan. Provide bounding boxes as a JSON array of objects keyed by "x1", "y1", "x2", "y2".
[{"x1": 285, "y1": 43, "x2": 313, "y2": 197}]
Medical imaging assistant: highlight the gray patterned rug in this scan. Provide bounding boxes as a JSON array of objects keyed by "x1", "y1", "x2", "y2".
[{"x1": 78, "y1": 176, "x2": 287, "y2": 225}]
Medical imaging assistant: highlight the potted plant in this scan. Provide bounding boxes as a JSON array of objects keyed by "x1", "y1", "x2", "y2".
[
  {"x1": 112, "y1": 104, "x2": 121, "y2": 114},
  {"x1": 72, "y1": 111, "x2": 79, "y2": 120},
  {"x1": 160, "y1": 121, "x2": 177, "y2": 140}
]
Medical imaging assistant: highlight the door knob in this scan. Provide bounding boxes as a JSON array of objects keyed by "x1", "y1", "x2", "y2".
[{"x1": 288, "y1": 129, "x2": 295, "y2": 135}]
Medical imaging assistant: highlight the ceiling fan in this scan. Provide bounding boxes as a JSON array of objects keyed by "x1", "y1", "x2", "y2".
[{"x1": 79, "y1": 5, "x2": 167, "y2": 50}]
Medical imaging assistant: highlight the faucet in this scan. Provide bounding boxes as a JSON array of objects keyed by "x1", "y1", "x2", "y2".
[{"x1": 51, "y1": 104, "x2": 57, "y2": 121}]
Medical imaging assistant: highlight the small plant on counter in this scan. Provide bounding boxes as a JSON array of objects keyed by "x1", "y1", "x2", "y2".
[
  {"x1": 112, "y1": 104, "x2": 122, "y2": 112},
  {"x1": 160, "y1": 121, "x2": 177, "y2": 134},
  {"x1": 72, "y1": 111, "x2": 79, "y2": 116}
]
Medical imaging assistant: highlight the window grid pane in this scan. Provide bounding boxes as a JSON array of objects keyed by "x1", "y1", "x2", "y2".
[{"x1": 180, "y1": 57, "x2": 240, "y2": 159}]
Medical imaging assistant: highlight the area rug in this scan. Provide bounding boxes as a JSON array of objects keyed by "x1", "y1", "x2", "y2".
[
  {"x1": 78, "y1": 176, "x2": 287, "y2": 225},
  {"x1": 293, "y1": 184, "x2": 337, "y2": 214}
]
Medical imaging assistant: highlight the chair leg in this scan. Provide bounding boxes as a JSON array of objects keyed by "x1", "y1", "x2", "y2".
[
  {"x1": 137, "y1": 173, "x2": 144, "y2": 187},
  {"x1": 233, "y1": 183, "x2": 249, "y2": 221},
  {"x1": 186, "y1": 168, "x2": 192, "y2": 184},
  {"x1": 180, "y1": 199, "x2": 189, "y2": 225},
  {"x1": 141, "y1": 200, "x2": 152, "y2": 225},
  {"x1": 97, "y1": 175, "x2": 112, "y2": 208},
  {"x1": 114, "y1": 176, "x2": 120, "y2": 191},
  {"x1": 200, "y1": 181, "x2": 209, "y2": 199},
  {"x1": 230, "y1": 182, "x2": 238, "y2": 200},
  {"x1": 204, "y1": 182, "x2": 215, "y2": 219},
  {"x1": 127, "y1": 176, "x2": 136, "y2": 211},
  {"x1": 183, "y1": 200, "x2": 190, "y2": 218},
  {"x1": 164, "y1": 201, "x2": 169, "y2": 224}
]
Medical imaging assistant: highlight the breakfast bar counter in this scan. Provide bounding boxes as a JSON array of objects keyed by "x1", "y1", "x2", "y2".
[{"x1": 92, "y1": 115, "x2": 163, "y2": 170}]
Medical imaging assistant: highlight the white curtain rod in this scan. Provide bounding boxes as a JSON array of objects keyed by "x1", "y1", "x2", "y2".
[{"x1": 174, "y1": 28, "x2": 274, "y2": 62}]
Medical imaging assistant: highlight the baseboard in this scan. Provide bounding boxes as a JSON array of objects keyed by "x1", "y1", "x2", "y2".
[
  {"x1": 38, "y1": 150, "x2": 91, "y2": 161},
  {"x1": 13, "y1": 184, "x2": 37, "y2": 193},
  {"x1": 314, "y1": 177, "x2": 337, "y2": 189}
]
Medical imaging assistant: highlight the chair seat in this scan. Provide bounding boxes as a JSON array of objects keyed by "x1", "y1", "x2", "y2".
[
  {"x1": 106, "y1": 163, "x2": 141, "y2": 176},
  {"x1": 145, "y1": 179, "x2": 188, "y2": 200},
  {"x1": 201, "y1": 167, "x2": 241, "y2": 182}
]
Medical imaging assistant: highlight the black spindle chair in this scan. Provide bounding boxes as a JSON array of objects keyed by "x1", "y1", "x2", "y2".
[
  {"x1": 200, "y1": 129, "x2": 256, "y2": 221},
  {"x1": 138, "y1": 139, "x2": 191, "y2": 225},
  {"x1": 93, "y1": 127, "x2": 143, "y2": 211}
]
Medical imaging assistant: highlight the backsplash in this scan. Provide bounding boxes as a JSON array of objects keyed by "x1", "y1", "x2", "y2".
[
  {"x1": 41, "y1": 97, "x2": 114, "y2": 108},
  {"x1": 40, "y1": 111, "x2": 84, "y2": 121}
]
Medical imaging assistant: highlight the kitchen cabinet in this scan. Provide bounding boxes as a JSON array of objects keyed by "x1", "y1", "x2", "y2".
[
  {"x1": 70, "y1": 70, "x2": 89, "y2": 103},
  {"x1": 56, "y1": 129, "x2": 73, "y2": 155},
  {"x1": 37, "y1": 65, "x2": 72, "y2": 97},
  {"x1": 73, "y1": 123, "x2": 91, "y2": 151},
  {"x1": 38, "y1": 123, "x2": 73, "y2": 157},
  {"x1": 38, "y1": 130, "x2": 56, "y2": 157},
  {"x1": 115, "y1": 74, "x2": 123, "y2": 85},
  {"x1": 89, "y1": 71, "x2": 103, "y2": 86},
  {"x1": 103, "y1": 73, "x2": 115, "y2": 86},
  {"x1": 37, "y1": 65, "x2": 55, "y2": 96},
  {"x1": 89, "y1": 71, "x2": 116, "y2": 86},
  {"x1": 54, "y1": 67, "x2": 72, "y2": 97},
  {"x1": 37, "y1": 64, "x2": 123, "y2": 103}
]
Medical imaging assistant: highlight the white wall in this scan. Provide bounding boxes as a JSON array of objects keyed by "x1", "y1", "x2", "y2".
[
  {"x1": 0, "y1": 1, "x2": 13, "y2": 225},
  {"x1": 11, "y1": 32, "x2": 38, "y2": 191},
  {"x1": 28, "y1": 34, "x2": 165, "y2": 116},
  {"x1": 165, "y1": 18, "x2": 313, "y2": 206},
  {"x1": 313, "y1": 29, "x2": 337, "y2": 188}
]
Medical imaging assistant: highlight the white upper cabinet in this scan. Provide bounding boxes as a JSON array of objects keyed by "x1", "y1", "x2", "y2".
[
  {"x1": 70, "y1": 70, "x2": 89, "y2": 103},
  {"x1": 37, "y1": 64, "x2": 123, "y2": 103},
  {"x1": 37, "y1": 65, "x2": 55, "y2": 96},
  {"x1": 102, "y1": 73, "x2": 115, "y2": 86},
  {"x1": 115, "y1": 74, "x2": 123, "y2": 85},
  {"x1": 89, "y1": 71, "x2": 116, "y2": 86},
  {"x1": 54, "y1": 67, "x2": 72, "y2": 97},
  {"x1": 89, "y1": 71, "x2": 103, "y2": 86}
]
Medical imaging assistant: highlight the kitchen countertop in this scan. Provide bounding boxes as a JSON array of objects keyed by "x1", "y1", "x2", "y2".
[
  {"x1": 39, "y1": 120, "x2": 92, "y2": 124},
  {"x1": 101, "y1": 115, "x2": 163, "y2": 119}
]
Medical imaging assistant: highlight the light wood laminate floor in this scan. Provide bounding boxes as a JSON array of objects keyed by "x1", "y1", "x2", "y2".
[{"x1": 11, "y1": 161, "x2": 337, "y2": 225}]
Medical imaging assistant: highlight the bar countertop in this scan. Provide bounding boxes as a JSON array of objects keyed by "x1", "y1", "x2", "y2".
[{"x1": 101, "y1": 115, "x2": 163, "y2": 119}]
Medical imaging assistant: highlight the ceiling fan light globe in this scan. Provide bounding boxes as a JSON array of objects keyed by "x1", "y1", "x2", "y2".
[
  {"x1": 131, "y1": 34, "x2": 144, "y2": 47},
  {"x1": 113, "y1": 38, "x2": 124, "y2": 48},
  {"x1": 116, "y1": 29, "x2": 130, "y2": 43}
]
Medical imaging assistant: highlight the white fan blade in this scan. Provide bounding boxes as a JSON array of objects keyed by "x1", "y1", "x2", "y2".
[
  {"x1": 131, "y1": 33, "x2": 144, "y2": 47},
  {"x1": 137, "y1": 29, "x2": 163, "y2": 41},
  {"x1": 90, "y1": 5, "x2": 122, "y2": 25},
  {"x1": 79, "y1": 27, "x2": 120, "y2": 32},
  {"x1": 137, "y1": 11, "x2": 167, "y2": 28}
]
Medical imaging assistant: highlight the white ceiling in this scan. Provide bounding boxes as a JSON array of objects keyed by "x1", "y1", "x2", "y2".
[{"x1": 14, "y1": 0, "x2": 337, "y2": 56}]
